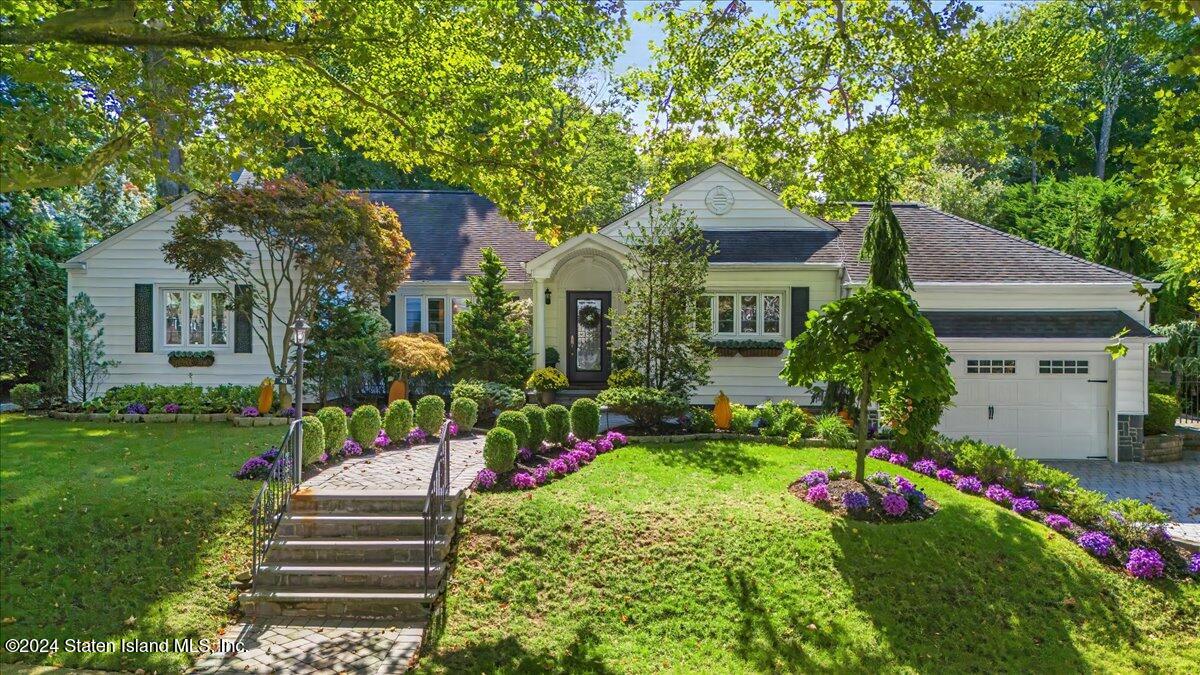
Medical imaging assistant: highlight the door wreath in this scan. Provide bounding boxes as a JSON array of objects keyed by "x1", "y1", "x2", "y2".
[{"x1": 578, "y1": 304, "x2": 602, "y2": 329}]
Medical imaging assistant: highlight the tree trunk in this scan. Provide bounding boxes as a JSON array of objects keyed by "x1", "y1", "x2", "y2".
[
  {"x1": 855, "y1": 368, "x2": 871, "y2": 483},
  {"x1": 1095, "y1": 86, "x2": 1120, "y2": 180},
  {"x1": 142, "y1": 47, "x2": 185, "y2": 205}
]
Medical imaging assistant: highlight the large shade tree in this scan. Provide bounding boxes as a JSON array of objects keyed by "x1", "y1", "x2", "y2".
[
  {"x1": 163, "y1": 177, "x2": 412, "y2": 380},
  {"x1": 781, "y1": 290, "x2": 955, "y2": 482}
]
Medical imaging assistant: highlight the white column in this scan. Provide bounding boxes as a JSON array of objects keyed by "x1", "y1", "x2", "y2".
[{"x1": 533, "y1": 276, "x2": 546, "y2": 369}]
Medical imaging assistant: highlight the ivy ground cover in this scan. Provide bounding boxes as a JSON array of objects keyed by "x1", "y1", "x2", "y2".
[
  {"x1": 0, "y1": 415, "x2": 278, "y2": 672},
  {"x1": 420, "y1": 441, "x2": 1199, "y2": 673}
]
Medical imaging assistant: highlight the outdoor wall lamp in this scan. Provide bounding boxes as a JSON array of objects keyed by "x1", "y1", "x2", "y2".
[{"x1": 544, "y1": 288, "x2": 552, "y2": 305}]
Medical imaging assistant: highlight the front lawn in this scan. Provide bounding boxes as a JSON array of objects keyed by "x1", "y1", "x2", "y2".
[
  {"x1": 0, "y1": 415, "x2": 279, "y2": 673},
  {"x1": 421, "y1": 441, "x2": 1200, "y2": 673}
]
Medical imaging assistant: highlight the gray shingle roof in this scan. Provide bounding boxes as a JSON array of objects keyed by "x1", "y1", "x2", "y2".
[
  {"x1": 923, "y1": 310, "x2": 1155, "y2": 339},
  {"x1": 816, "y1": 204, "x2": 1144, "y2": 284},
  {"x1": 365, "y1": 191, "x2": 549, "y2": 282},
  {"x1": 702, "y1": 230, "x2": 839, "y2": 263}
]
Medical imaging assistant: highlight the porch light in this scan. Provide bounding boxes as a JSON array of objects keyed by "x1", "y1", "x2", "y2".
[
  {"x1": 291, "y1": 317, "x2": 310, "y2": 345},
  {"x1": 544, "y1": 288, "x2": 552, "y2": 305}
]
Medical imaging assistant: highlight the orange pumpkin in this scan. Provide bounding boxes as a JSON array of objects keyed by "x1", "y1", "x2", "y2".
[
  {"x1": 256, "y1": 377, "x2": 274, "y2": 414},
  {"x1": 713, "y1": 391, "x2": 732, "y2": 431},
  {"x1": 388, "y1": 379, "x2": 408, "y2": 404}
]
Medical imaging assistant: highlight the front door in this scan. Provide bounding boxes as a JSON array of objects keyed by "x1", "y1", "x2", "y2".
[{"x1": 566, "y1": 291, "x2": 611, "y2": 386}]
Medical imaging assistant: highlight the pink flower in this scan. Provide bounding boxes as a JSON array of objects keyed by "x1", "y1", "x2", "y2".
[
  {"x1": 867, "y1": 446, "x2": 891, "y2": 460},
  {"x1": 936, "y1": 468, "x2": 956, "y2": 483},
  {"x1": 805, "y1": 484, "x2": 830, "y2": 503},
  {"x1": 882, "y1": 492, "x2": 908, "y2": 516},
  {"x1": 888, "y1": 452, "x2": 908, "y2": 466},
  {"x1": 510, "y1": 472, "x2": 536, "y2": 490},
  {"x1": 985, "y1": 484, "x2": 1012, "y2": 504},
  {"x1": 596, "y1": 438, "x2": 614, "y2": 453}
]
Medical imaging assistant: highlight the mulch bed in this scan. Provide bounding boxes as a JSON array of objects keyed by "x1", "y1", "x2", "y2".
[{"x1": 789, "y1": 478, "x2": 940, "y2": 523}]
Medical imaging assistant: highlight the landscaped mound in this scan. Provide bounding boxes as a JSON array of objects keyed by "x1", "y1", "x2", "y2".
[{"x1": 789, "y1": 468, "x2": 939, "y2": 523}]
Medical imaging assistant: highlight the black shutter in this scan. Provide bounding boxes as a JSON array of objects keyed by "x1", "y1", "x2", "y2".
[
  {"x1": 382, "y1": 294, "x2": 396, "y2": 333},
  {"x1": 234, "y1": 284, "x2": 253, "y2": 353},
  {"x1": 134, "y1": 284, "x2": 154, "y2": 352},
  {"x1": 789, "y1": 287, "x2": 810, "y2": 339}
]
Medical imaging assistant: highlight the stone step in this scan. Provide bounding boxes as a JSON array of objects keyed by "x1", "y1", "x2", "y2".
[
  {"x1": 276, "y1": 513, "x2": 450, "y2": 538},
  {"x1": 267, "y1": 538, "x2": 450, "y2": 564},
  {"x1": 289, "y1": 489, "x2": 458, "y2": 515},
  {"x1": 239, "y1": 588, "x2": 435, "y2": 620},
  {"x1": 255, "y1": 563, "x2": 443, "y2": 590}
]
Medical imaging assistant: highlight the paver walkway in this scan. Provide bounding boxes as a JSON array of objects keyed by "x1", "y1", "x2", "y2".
[
  {"x1": 1046, "y1": 452, "x2": 1200, "y2": 543},
  {"x1": 191, "y1": 435, "x2": 485, "y2": 674}
]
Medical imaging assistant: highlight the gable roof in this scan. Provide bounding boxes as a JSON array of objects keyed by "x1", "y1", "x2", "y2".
[{"x1": 924, "y1": 310, "x2": 1157, "y2": 339}]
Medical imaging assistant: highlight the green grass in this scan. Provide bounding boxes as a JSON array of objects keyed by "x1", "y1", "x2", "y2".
[
  {"x1": 421, "y1": 441, "x2": 1200, "y2": 673},
  {"x1": 0, "y1": 414, "x2": 280, "y2": 673}
]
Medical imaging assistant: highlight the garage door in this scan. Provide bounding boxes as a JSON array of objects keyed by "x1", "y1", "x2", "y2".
[{"x1": 938, "y1": 353, "x2": 1110, "y2": 460}]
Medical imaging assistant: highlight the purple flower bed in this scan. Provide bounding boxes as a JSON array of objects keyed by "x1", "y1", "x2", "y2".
[
  {"x1": 888, "y1": 452, "x2": 908, "y2": 465},
  {"x1": 882, "y1": 492, "x2": 908, "y2": 517},
  {"x1": 318, "y1": 451, "x2": 330, "y2": 464},
  {"x1": 955, "y1": 476, "x2": 983, "y2": 494},
  {"x1": 803, "y1": 470, "x2": 829, "y2": 487},
  {"x1": 533, "y1": 466, "x2": 550, "y2": 485},
  {"x1": 936, "y1": 468, "x2": 956, "y2": 483},
  {"x1": 511, "y1": 472, "x2": 536, "y2": 490},
  {"x1": 517, "y1": 447, "x2": 533, "y2": 462},
  {"x1": 1125, "y1": 548, "x2": 1164, "y2": 579},
  {"x1": 912, "y1": 459, "x2": 938, "y2": 476},
  {"x1": 406, "y1": 427, "x2": 428, "y2": 445},
  {"x1": 447, "y1": 420, "x2": 459, "y2": 436},
  {"x1": 1044, "y1": 514, "x2": 1073, "y2": 532},
  {"x1": 343, "y1": 439, "x2": 364, "y2": 457},
  {"x1": 163, "y1": 403, "x2": 182, "y2": 414},
  {"x1": 1077, "y1": 531, "x2": 1114, "y2": 558},
  {"x1": 549, "y1": 457, "x2": 569, "y2": 475},
  {"x1": 894, "y1": 475, "x2": 914, "y2": 493},
  {"x1": 475, "y1": 468, "x2": 498, "y2": 489},
  {"x1": 985, "y1": 484, "x2": 1013, "y2": 505},
  {"x1": 472, "y1": 427, "x2": 635, "y2": 493},
  {"x1": 867, "y1": 446, "x2": 891, "y2": 460},
  {"x1": 596, "y1": 438, "x2": 614, "y2": 453},
  {"x1": 868, "y1": 471, "x2": 892, "y2": 486},
  {"x1": 1189, "y1": 553, "x2": 1200, "y2": 576},
  {"x1": 374, "y1": 430, "x2": 391, "y2": 448},
  {"x1": 1011, "y1": 497, "x2": 1038, "y2": 515},
  {"x1": 279, "y1": 406, "x2": 296, "y2": 417},
  {"x1": 805, "y1": 484, "x2": 829, "y2": 503},
  {"x1": 842, "y1": 491, "x2": 870, "y2": 510},
  {"x1": 235, "y1": 456, "x2": 271, "y2": 479},
  {"x1": 241, "y1": 406, "x2": 259, "y2": 417},
  {"x1": 606, "y1": 431, "x2": 628, "y2": 446},
  {"x1": 125, "y1": 403, "x2": 149, "y2": 415}
]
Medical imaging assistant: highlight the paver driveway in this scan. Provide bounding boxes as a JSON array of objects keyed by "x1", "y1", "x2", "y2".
[{"x1": 1046, "y1": 452, "x2": 1200, "y2": 543}]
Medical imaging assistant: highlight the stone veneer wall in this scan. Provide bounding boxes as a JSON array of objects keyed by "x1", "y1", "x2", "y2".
[{"x1": 1117, "y1": 414, "x2": 1144, "y2": 462}]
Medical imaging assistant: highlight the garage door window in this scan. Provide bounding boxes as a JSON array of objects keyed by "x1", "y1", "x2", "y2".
[
  {"x1": 966, "y1": 359, "x2": 1015, "y2": 374},
  {"x1": 1039, "y1": 359, "x2": 1088, "y2": 374}
]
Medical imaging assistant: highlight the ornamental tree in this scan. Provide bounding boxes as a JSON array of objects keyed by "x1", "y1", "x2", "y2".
[
  {"x1": 449, "y1": 248, "x2": 532, "y2": 388},
  {"x1": 380, "y1": 333, "x2": 452, "y2": 386},
  {"x1": 163, "y1": 177, "x2": 412, "y2": 381},
  {"x1": 611, "y1": 205, "x2": 717, "y2": 399},
  {"x1": 66, "y1": 292, "x2": 118, "y2": 402},
  {"x1": 860, "y1": 176, "x2": 913, "y2": 292},
  {"x1": 780, "y1": 289, "x2": 955, "y2": 482}
]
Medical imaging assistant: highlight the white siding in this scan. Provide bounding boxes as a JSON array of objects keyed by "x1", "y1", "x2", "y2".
[
  {"x1": 1115, "y1": 342, "x2": 1147, "y2": 415},
  {"x1": 913, "y1": 285, "x2": 1145, "y2": 317},
  {"x1": 66, "y1": 198, "x2": 288, "y2": 398}
]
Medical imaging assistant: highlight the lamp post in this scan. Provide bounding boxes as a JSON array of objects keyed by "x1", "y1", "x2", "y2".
[{"x1": 291, "y1": 318, "x2": 310, "y2": 484}]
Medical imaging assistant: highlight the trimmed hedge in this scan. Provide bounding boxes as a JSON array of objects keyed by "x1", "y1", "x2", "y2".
[
  {"x1": 596, "y1": 387, "x2": 686, "y2": 428},
  {"x1": 495, "y1": 410, "x2": 530, "y2": 450},
  {"x1": 300, "y1": 415, "x2": 326, "y2": 465},
  {"x1": 570, "y1": 398, "x2": 600, "y2": 440},
  {"x1": 316, "y1": 406, "x2": 349, "y2": 451},
  {"x1": 450, "y1": 397, "x2": 478, "y2": 431},
  {"x1": 545, "y1": 404, "x2": 570, "y2": 445},
  {"x1": 483, "y1": 427, "x2": 518, "y2": 473},
  {"x1": 349, "y1": 405, "x2": 382, "y2": 446},
  {"x1": 522, "y1": 404, "x2": 546, "y2": 448},
  {"x1": 1145, "y1": 392, "x2": 1181, "y2": 435},
  {"x1": 384, "y1": 399, "x2": 414, "y2": 439},
  {"x1": 416, "y1": 395, "x2": 446, "y2": 435}
]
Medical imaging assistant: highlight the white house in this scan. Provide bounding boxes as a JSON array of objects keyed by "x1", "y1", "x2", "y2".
[{"x1": 63, "y1": 164, "x2": 1161, "y2": 461}]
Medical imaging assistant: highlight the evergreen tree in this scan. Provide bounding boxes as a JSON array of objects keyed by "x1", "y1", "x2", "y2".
[
  {"x1": 449, "y1": 248, "x2": 532, "y2": 387},
  {"x1": 860, "y1": 175, "x2": 913, "y2": 292},
  {"x1": 66, "y1": 292, "x2": 118, "y2": 402}
]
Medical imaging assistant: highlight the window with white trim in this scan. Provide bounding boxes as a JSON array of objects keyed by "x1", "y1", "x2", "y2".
[
  {"x1": 402, "y1": 295, "x2": 468, "y2": 343},
  {"x1": 1039, "y1": 359, "x2": 1088, "y2": 374},
  {"x1": 696, "y1": 292, "x2": 784, "y2": 337},
  {"x1": 966, "y1": 358, "x2": 1016, "y2": 374},
  {"x1": 163, "y1": 288, "x2": 229, "y2": 347}
]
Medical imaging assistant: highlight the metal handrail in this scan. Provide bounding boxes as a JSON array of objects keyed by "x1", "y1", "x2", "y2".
[
  {"x1": 423, "y1": 420, "x2": 452, "y2": 594},
  {"x1": 251, "y1": 419, "x2": 303, "y2": 580}
]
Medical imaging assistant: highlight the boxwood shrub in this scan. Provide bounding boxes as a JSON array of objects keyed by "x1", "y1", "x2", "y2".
[
  {"x1": 522, "y1": 404, "x2": 546, "y2": 448},
  {"x1": 384, "y1": 399, "x2": 414, "y2": 439},
  {"x1": 545, "y1": 404, "x2": 570, "y2": 445},
  {"x1": 349, "y1": 405, "x2": 382, "y2": 445},
  {"x1": 450, "y1": 397, "x2": 478, "y2": 431},
  {"x1": 1145, "y1": 392, "x2": 1181, "y2": 435},
  {"x1": 416, "y1": 395, "x2": 446, "y2": 435},
  {"x1": 451, "y1": 379, "x2": 524, "y2": 419},
  {"x1": 495, "y1": 410, "x2": 530, "y2": 449},
  {"x1": 483, "y1": 427, "x2": 518, "y2": 473},
  {"x1": 570, "y1": 398, "x2": 600, "y2": 440},
  {"x1": 300, "y1": 415, "x2": 326, "y2": 464},
  {"x1": 316, "y1": 406, "x2": 349, "y2": 451},
  {"x1": 596, "y1": 387, "x2": 686, "y2": 428}
]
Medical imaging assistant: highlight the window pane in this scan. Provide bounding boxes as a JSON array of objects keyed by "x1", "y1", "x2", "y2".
[
  {"x1": 717, "y1": 295, "x2": 735, "y2": 333},
  {"x1": 188, "y1": 292, "x2": 205, "y2": 345},
  {"x1": 165, "y1": 292, "x2": 182, "y2": 345},
  {"x1": 450, "y1": 297, "x2": 467, "y2": 341},
  {"x1": 428, "y1": 298, "x2": 445, "y2": 343},
  {"x1": 695, "y1": 296, "x2": 712, "y2": 332},
  {"x1": 740, "y1": 294, "x2": 758, "y2": 333},
  {"x1": 211, "y1": 292, "x2": 228, "y2": 345},
  {"x1": 763, "y1": 295, "x2": 781, "y2": 334},
  {"x1": 405, "y1": 297, "x2": 422, "y2": 333}
]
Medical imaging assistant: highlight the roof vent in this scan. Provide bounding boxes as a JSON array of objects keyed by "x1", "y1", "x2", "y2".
[{"x1": 705, "y1": 186, "x2": 734, "y2": 215}]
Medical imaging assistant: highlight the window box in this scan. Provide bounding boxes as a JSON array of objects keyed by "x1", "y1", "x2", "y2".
[
  {"x1": 706, "y1": 339, "x2": 785, "y2": 357},
  {"x1": 168, "y1": 350, "x2": 216, "y2": 367},
  {"x1": 739, "y1": 346, "x2": 783, "y2": 357}
]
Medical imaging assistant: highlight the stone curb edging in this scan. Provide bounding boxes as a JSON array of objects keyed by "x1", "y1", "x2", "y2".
[
  {"x1": 624, "y1": 431, "x2": 850, "y2": 448},
  {"x1": 45, "y1": 410, "x2": 292, "y2": 425}
]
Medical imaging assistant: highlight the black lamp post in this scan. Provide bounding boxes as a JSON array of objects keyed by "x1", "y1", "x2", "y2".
[{"x1": 291, "y1": 318, "x2": 309, "y2": 421}]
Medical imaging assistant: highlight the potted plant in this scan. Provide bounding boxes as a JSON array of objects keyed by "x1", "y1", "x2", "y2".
[{"x1": 526, "y1": 367, "x2": 568, "y2": 405}]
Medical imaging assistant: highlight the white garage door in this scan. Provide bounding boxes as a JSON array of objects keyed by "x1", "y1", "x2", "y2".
[{"x1": 938, "y1": 352, "x2": 1110, "y2": 460}]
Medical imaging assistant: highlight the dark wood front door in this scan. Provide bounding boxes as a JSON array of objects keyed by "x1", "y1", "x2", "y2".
[{"x1": 566, "y1": 291, "x2": 611, "y2": 386}]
